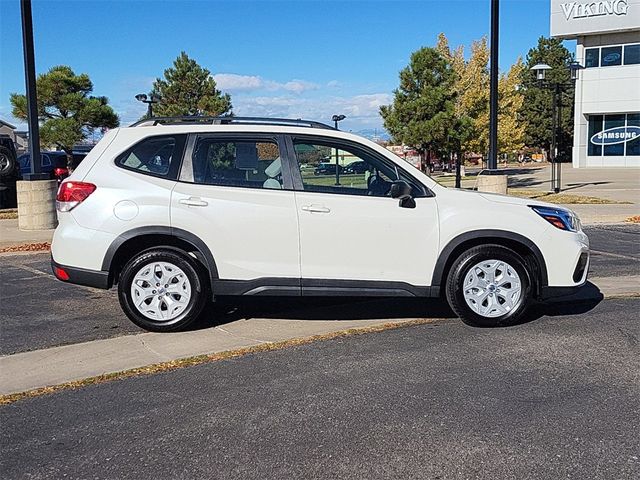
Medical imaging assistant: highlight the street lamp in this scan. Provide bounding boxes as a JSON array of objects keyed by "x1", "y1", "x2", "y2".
[
  {"x1": 331, "y1": 114, "x2": 346, "y2": 185},
  {"x1": 135, "y1": 93, "x2": 160, "y2": 118},
  {"x1": 530, "y1": 62, "x2": 582, "y2": 193}
]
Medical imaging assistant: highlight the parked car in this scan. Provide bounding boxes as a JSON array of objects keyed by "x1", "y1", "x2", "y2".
[
  {"x1": 0, "y1": 134, "x2": 19, "y2": 209},
  {"x1": 343, "y1": 160, "x2": 369, "y2": 174},
  {"x1": 51, "y1": 116, "x2": 589, "y2": 332},
  {"x1": 314, "y1": 162, "x2": 343, "y2": 175},
  {"x1": 18, "y1": 151, "x2": 87, "y2": 184}
]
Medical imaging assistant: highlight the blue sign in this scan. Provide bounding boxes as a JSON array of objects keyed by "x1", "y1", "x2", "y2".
[{"x1": 590, "y1": 126, "x2": 640, "y2": 145}]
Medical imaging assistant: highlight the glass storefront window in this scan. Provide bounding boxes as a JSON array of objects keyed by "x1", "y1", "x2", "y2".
[
  {"x1": 603, "y1": 115, "x2": 625, "y2": 156},
  {"x1": 601, "y1": 46, "x2": 623, "y2": 67},
  {"x1": 624, "y1": 45, "x2": 640, "y2": 65},
  {"x1": 588, "y1": 113, "x2": 640, "y2": 158},
  {"x1": 627, "y1": 114, "x2": 640, "y2": 157},
  {"x1": 588, "y1": 115, "x2": 603, "y2": 157},
  {"x1": 585, "y1": 48, "x2": 599, "y2": 68}
]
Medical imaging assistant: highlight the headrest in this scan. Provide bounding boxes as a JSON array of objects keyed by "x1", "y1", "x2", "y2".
[{"x1": 264, "y1": 157, "x2": 281, "y2": 178}]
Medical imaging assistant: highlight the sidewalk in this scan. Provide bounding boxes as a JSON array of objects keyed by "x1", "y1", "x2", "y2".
[
  {"x1": 0, "y1": 218, "x2": 54, "y2": 248},
  {"x1": 1, "y1": 275, "x2": 638, "y2": 396}
]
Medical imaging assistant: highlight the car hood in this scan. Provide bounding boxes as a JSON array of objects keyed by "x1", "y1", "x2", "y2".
[{"x1": 478, "y1": 191, "x2": 566, "y2": 211}]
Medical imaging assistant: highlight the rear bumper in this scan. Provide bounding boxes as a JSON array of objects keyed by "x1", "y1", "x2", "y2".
[{"x1": 51, "y1": 257, "x2": 111, "y2": 289}]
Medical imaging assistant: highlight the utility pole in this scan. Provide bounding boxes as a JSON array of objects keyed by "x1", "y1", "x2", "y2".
[{"x1": 487, "y1": 0, "x2": 499, "y2": 170}]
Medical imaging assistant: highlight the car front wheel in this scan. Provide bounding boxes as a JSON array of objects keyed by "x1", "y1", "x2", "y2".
[
  {"x1": 446, "y1": 245, "x2": 532, "y2": 327},
  {"x1": 118, "y1": 249, "x2": 208, "y2": 332}
]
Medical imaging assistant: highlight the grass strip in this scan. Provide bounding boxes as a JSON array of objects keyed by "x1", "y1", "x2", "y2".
[
  {"x1": 0, "y1": 317, "x2": 443, "y2": 406},
  {"x1": 507, "y1": 189, "x2": 630, "y2": 205},
  {"x1": 625, "y1": 216, "x2": 640, "y2": 224},
  {"x1": 0, "y1": 242, "x2": 51, "y2": 254},
  {"x1": 0, "y1": 209, "x2": 18, "y2": 220}
]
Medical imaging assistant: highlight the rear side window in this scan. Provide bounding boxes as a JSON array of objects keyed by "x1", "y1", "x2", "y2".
[
  {"x1": 115, "y1": 135, "x2": 183, "y2": 178},
  {"x1": 187, "y1": 137, "x2": 283, "y2": 189}
]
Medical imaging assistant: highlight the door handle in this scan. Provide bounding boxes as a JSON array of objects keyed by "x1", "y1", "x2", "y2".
[
  {"x1": 301, "y1": 204, "x2": 331, "y2": 213},
  {"x1": 179, "y1": 197, "x2": 208, "y2": 207}
]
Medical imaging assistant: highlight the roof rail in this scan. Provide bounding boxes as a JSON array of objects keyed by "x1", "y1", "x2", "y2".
[{"x1": 130, "y1": 116, "x2": 336, "y2": 130}]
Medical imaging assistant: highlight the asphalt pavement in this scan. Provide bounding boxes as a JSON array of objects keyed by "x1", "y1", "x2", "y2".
[
  {"x1": 2, "y1": 297, "x2": 638, "y2": 480},
  {"x1": 0, "y1": 225, "x2": 638, "y2": 355}
]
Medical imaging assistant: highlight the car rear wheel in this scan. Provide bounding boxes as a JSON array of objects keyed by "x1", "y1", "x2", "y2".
[
  {"x1": 118, "y1": 249, "x2": 208, "y2": 332},
  {"x1": 446, "y1": 245, "x2": 532, "y2": 327},
  {"x1": 0, "y1": 146, "x2": 17, "y2": 178}
]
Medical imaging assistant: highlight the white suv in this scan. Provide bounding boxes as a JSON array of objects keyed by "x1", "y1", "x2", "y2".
[{"x1": 51, "y1": 117, "x2": 589, "y2": 331}]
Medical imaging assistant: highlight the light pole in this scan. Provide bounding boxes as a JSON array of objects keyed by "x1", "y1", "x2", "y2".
[
  {"x1": 135, "y1": 93, "x2": 161, "y2": 118},
  {"x1": 530, "y1": 62, "x2": 582, "y2": 193},
  {"x1": 20, "y1": 0, "x2": 46, "y2": 180},
  {"x1": 332, "y1": 114, "x2": 345, "y2": 185},
  {"x1": 488, "y1": 0, "x2": 500, "y2": 171}
]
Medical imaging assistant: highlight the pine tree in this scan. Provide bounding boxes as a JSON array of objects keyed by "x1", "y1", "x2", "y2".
[
  {"x1": 519, "y1": 37, "x2": 575, "y2": 158},
  {"x1": 10, "y1": 65, "x2": 119, "y2": 165},
  {"x1": 152, "y1": 52, "x2": 232, "y2": 117},
  {"x1": 380, "y1": 47, "x2": 460, "y2": 168}
]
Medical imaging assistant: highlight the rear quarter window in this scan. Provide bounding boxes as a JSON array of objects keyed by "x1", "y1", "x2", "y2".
[{"x1": 115, "y1": 135, "x2": 185, "y2": 179}]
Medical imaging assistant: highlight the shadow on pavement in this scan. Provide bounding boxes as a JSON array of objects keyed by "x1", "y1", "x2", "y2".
[{"x1": 191, "y1": 281, "x2": 605, "y2": 331}]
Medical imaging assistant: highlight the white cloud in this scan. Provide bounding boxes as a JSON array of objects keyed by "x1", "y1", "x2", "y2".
[
  {"x1": 327, "y1": 80, "x2": 341, "y2": 88},
  {"x1": 232, "y1": 92, "x2": 391, "y2": 129},
  {"x1": 213, "y1": 74, "x2": 264, "y2": 91},
  {"x1": 213, "y1": 73, "x2": 318, "y2": 93}
]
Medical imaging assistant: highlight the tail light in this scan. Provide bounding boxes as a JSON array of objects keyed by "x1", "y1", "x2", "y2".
[
  {"x1": 53, "y1": 167, "x2": 69, "y2": 178},
  {"x1": 56, "y1": 181, "x2": 96, "y2": 212}
]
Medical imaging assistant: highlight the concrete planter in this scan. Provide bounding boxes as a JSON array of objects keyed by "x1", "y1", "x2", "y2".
[{"x1": 16, "y1": 179, "x2": 58, "y2": 230}]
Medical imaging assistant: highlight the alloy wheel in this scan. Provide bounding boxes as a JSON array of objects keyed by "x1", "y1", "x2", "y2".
[{"x1": 462, "y1": 259, "x2": 522, "y2": 318}]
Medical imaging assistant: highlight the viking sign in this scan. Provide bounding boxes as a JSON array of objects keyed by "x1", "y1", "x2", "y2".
[
  {"x1": 590, "y1": 126, "x2": 640, "y2": 145},
  {"x1": 561, "y1": 0, "x2": 629, "y2": 20}
]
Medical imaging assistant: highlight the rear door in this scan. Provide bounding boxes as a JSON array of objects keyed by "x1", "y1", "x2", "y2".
[{"x1": 171, "y1": 133, "x2": 301, "y2": 288}]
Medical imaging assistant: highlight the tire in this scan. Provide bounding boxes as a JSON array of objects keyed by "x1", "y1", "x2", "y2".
[
  {"x1": 0, "y1": 146, "x2": 17, "y2": 178},
  {"x1": 445, "y1": 245, "x2": 532, "y2": 327},
  {"x1": 118, "y1": 249, "x2": 208, "y2": 332}
]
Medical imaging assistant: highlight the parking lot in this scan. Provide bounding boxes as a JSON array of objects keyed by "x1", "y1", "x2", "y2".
[
  {"x1": 1, "y1": 224, "x2": 639, "y2": 357},
  {"x1": 0, "y1": 223, "x2": 638, "y2": 478}
]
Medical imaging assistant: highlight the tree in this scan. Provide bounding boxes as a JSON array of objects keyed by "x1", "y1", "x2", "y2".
[
  {"x1": 152, "y1": 52, "x2": 232, "y2": 117},
  {"x1": 519, "y1": 36, "x2": 574, "y2": 158},
  {"x1": 497, "y1": 58, "x2": 526, "y2": 156},
  {"x1": 10, "y1": 65, "x2": 119, "y2": 167},
  {"x1": 380, "y1": 47, "x2": 460, "y2": 170},
  {"x1": 438, "y1": 35, "x2": 491, "y2": 156}
]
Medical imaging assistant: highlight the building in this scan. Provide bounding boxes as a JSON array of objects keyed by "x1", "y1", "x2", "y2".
[
  {"x1": 0, "y1": 119, "x2": 28, "y2": 154},
  {"x1": 551, "y1": 0, "x2": 640, "y2": 167}
]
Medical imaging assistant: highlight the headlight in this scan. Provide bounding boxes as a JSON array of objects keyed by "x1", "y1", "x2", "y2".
[{"x1": 530, "y1": 205, "x2": 581, "y2": 232}]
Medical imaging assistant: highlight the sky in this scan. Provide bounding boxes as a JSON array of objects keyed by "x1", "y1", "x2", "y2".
[{"x1": 0, "y1": 0, "x2": 571, "y2": 132}]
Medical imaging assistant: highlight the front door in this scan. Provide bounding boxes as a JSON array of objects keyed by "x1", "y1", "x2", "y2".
[
  {"x1": 171, "y1": 134, "x2": 300, "y2": 284},
  {"x1": 290, "y1": 136, "x2": 439, "y2": 289}
]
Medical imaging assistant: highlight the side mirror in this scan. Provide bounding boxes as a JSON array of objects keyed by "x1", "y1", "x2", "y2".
[{"x1": 390, "y1": 180, "x2": 416, "y2": 209}]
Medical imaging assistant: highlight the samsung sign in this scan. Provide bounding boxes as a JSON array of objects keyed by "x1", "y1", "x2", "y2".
[
  {"x1": 560, "y1": 0, "x2": 629, "y2": 19},
  {"x1": 590, "y1": 126, "x2": 640, "y2": 145}
]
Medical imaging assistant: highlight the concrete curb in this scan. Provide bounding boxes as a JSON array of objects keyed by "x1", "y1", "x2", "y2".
[{"x1": 1, "y1": 275, "x2": 638, "y2": 396}]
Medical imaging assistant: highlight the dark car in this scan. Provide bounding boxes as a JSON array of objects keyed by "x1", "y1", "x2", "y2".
[
  {"x1": 18, "y1": 151, "x2": 87, "y2": 183},
  {"x1": 314, "y1": 163, "x2": 343, "y2": 175},
  {"x1": 343, "y1": 161, "x2": 369, "y2": 174},
  {"x1": 0, "y1": 135, "x2": 19, "y2": 209}
]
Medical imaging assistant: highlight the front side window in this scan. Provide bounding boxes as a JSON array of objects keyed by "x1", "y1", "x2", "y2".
[
  {"x1": 189, "y1": 138, "x2": 283, "y2": 189},
  {"x1": 293, "y1": 140, "x2": 423, "y2": 197},
  {"x1": 585, "y1": 48, "x2": 599, "y2": 68},
  {"x1": 115, "y1": 136, "x2": 178, "y2": 177},
  {"x1": 601, "y1": 46, "x2": 622, "y2": 67},
  {"x1": 624, "y1": 44, "x2": 640, "y2": 65}
]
